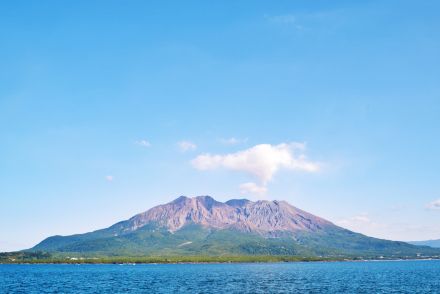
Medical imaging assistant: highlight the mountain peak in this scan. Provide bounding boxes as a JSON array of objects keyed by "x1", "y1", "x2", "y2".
[{"x1": 172, "y1": 195, "x2": 189, "y2": 203}]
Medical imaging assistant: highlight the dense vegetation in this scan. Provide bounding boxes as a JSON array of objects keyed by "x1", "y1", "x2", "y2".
[
  {"x1": 30, "y1": 223, "x2": 440, "y2": 259},
  {"x1": 0, "y1": 252, "x2": 335, "y2": 264},
  {"x1": 3, "y1": 251, "x2": 440, "y2": 264}
]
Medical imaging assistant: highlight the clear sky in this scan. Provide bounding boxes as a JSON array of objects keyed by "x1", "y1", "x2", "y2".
[{"x1": 1, "y1": 0, "x2": 439, "y2": 251}]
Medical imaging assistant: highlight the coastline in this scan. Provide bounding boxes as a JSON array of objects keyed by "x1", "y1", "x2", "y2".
[{"x1": 2, "y1": 256, "x2": 439, "y2": 265}]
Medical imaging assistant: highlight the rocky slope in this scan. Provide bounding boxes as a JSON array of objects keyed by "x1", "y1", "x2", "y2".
[{"x1": 120, "y1": 196, "x2": 333, "y2": 236}]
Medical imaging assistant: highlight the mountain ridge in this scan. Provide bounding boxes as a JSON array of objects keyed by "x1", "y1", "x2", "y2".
[
  {"x1": 31, "y1": 195, "x2": 440, "y2": 258},
  {"x1": 408, "y1": 239, "x2": 440, "y2": 248}
]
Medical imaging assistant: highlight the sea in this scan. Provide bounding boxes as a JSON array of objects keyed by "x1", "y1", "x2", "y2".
[{"x1": 1, "y1": 260, "x2": 439, "y2": 293}]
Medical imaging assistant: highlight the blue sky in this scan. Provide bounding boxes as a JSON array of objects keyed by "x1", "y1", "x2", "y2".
[{"x1": 1, "y1": 0, "x2": 440, "y2": 251}]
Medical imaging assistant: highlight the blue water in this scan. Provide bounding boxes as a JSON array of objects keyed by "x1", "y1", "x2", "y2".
[{"x1": 1, "y1": 260, "x2": 440, "y2": 293}]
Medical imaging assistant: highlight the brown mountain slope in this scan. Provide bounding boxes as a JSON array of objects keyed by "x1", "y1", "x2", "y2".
[{"x1": 124, "y1": 195, "x2": 336, "y2": 235}]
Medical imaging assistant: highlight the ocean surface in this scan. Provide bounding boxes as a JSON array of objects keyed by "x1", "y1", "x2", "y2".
[{"x1": 1, "y1": 260, "x2": 439, "y2": 293}]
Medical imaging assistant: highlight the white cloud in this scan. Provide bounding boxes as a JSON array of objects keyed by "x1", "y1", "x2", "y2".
[
  {"x1": 219, "y1": 137, "x2": 248, "y2": 145},
  {"x1": 192, "y1": 143, "x2": 320, "y2": 197},
  {"x1": 105, "y1": 175, "x2": 114, "y2": 182},
  {"x1": 427, "y1": 199, "x2": 440, "y2": 210},
  {"x1": 239, "y1": 182, "x2": 267, "y2": 197},
  {"x1": 191, "y1": 143, "x2": 319, "y2": 185},
  {"x1": 178, "y1": 141, "x2": 197, "y2": 152},
  {"x1": 135, "y1": 140, "x2": 151, "y2": 147}
]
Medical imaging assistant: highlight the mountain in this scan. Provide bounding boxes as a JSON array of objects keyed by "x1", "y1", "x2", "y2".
[
  {"x1": 409, "y1": 239, "x2": 440, "y2": 248},
  {"x1": 31, "y1": 196, "x2": 440, "y2": 258}
]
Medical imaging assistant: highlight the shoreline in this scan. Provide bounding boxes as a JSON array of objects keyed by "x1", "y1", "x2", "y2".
[{"x1": 1, "y1": 257, "x2": 439, "y2": 265}]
